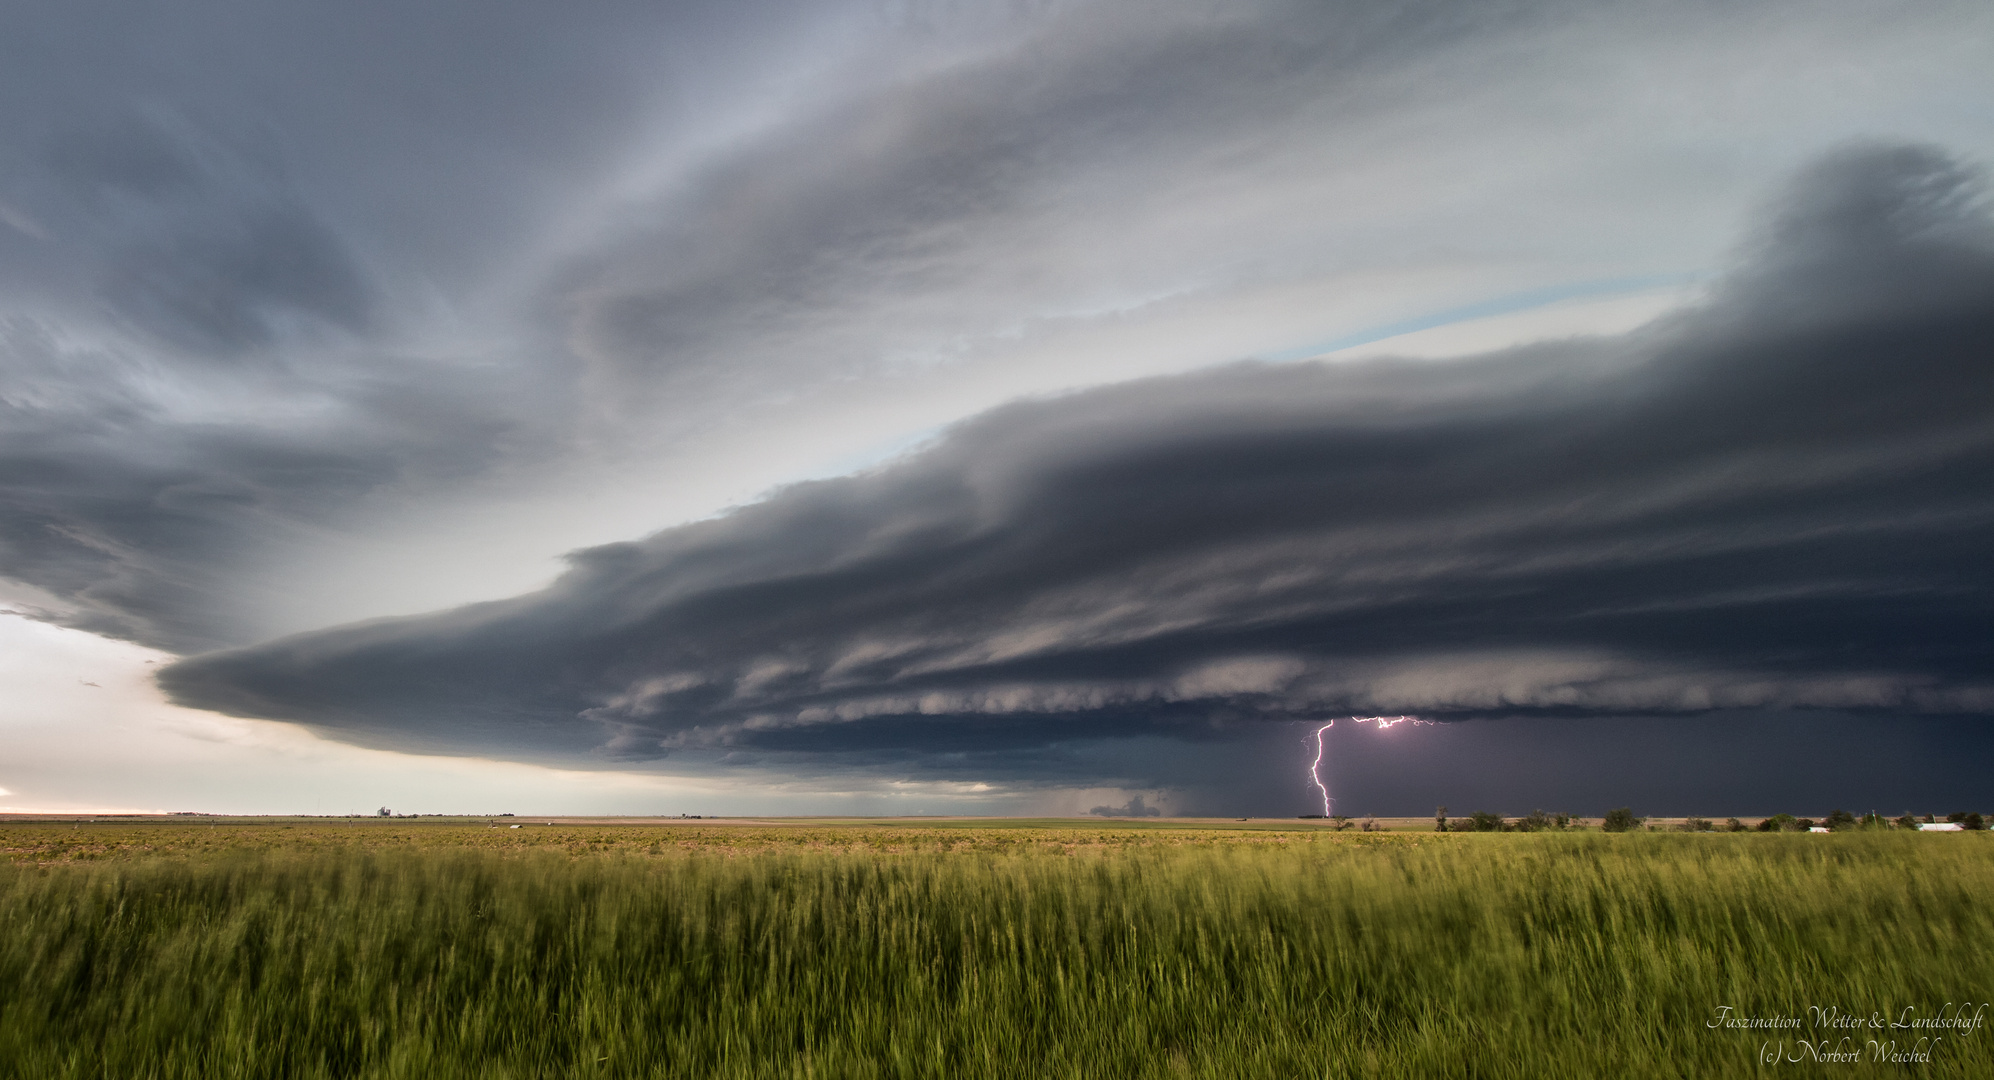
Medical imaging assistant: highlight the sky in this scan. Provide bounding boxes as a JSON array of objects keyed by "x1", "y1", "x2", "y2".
[{"x1": 3, "y1": 0, "x2": 1992, "y2": 817}]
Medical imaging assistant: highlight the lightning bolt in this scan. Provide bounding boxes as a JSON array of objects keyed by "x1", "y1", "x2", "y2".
[{"x1": 1307, "y1": 716, "x2": 1427, "y2": 816}]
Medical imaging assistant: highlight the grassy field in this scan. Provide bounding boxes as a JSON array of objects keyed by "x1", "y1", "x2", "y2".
[{"x1": 2, "y1": 820, "x2": 1990, "y2": 1078}]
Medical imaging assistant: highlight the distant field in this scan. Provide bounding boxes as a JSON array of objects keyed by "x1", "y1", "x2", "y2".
[
  {"x1": 2, "y1": 820, "x2": 1989, "y2": 1078},
  {"x1": 0, "y1": 817, "x2": 1382, "y2": 864}
]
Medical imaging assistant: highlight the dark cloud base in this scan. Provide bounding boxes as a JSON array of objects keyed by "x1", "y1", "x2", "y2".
[
  {"x1": 162, "y1": 145, "x2": 1994, "y2": 800},
  {"x1": 1128, "y1": 712, "x2": 1994, "y2": 818}
]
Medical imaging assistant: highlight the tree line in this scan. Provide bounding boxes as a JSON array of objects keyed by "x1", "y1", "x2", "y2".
[{"x1": 1421, "y1": 807, "x2": 1989, "y2": 832}]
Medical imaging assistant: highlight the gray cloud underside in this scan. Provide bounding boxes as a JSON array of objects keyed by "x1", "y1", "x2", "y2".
[
  {"x1": 565, "y1": 0, "x2": 1564, "y2": 394},
  {"x1": 0, "y1": 1, "x2": 739, "y2": 649},
  {"x1": 11, "y1": 0, "x2": 1987, "y2": 654},
  {"x1": 161, "y1": 145, "x2": 1994, "y2": 771}
]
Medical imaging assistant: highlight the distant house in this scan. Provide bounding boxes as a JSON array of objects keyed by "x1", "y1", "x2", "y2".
[
  {"x1": 1918, "y1": 822, "x2": 1965, "y2": 832},
  {"x1": 1807, "y1": 826, "x2": 1831, "y2": 833}
]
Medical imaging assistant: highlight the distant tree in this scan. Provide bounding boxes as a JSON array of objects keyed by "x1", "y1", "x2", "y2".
[
  {"x1": 1757, "y1": 813, "x2": 1796, "y2": 832},
  {"x1": 1894, "y1": 814, "x2": 1919, "y2": 830},
  {"x1": 1469, "y1": 811, "x2": 1506, "y2": 832},
  {"x1": 1554, "y1": 812, "x2": 1573, "y2": 830},
  {"x1": 1794, "y1": 818, "x2": 1818, "y2": 831},
  {"x1": 1825, "y1": 809, "x2": 1857, "y2": 831},
  {"x1": 1859, "y1": 812, "x2": 1887, "y2": 830},
  {"x1": 1948, "y1": 811, "x2": 1986, "y2": 830},
  {"x1": 1512, "y1": 810, "x2": 1548, "y2": 832},
  {"x1": 1601, "y1": 807, "x2": 1641, "y2": 833},
  {"x1": 1724, "y1": 817, "x2": 1747, "y2": 832},
  {"x1": 1331, "y1": 815, "x2": 1352, "y2": 831},
  {"x1": 1359, "y1": 815, "x2": 1380, "y2": 832},
  {"x1": 1681, "y1": 817, "x2": 1714, "y2": 832},
  {"x1": 1435, "y1": 806, "x2": 1449, "y2": 832}
]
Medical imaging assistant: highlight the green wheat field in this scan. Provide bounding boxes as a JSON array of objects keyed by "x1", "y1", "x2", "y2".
[{"x1": 2, "y1": 819, "x2": 1989, "y2": 1078}]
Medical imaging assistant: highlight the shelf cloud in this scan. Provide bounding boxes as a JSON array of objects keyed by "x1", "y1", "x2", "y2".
[
  {"x1": 161, "y1": 144, "x2": 1994, "y2": 781},
  {"x1": 5, "y1": 1, "x2": 1992, "y2": 810}
]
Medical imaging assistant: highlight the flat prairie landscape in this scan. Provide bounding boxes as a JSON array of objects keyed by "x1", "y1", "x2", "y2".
[{"x1": 2, "y1": 818, "x2": 1990, "y2": 1078}]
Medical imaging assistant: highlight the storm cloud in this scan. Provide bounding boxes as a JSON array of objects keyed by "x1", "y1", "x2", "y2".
[
  {"x1": 0, "y1": 1, "x2": 708, "y2": 649},
  {"x1": 162, "y1": 145, "x2": 1994, "y2": 779},
  {"x1": 4, "y1": 2, "x2": 1992, "y2": 811},
  {"x1": 5, "y1": 0, "x2": 1991, "y2": 656}
]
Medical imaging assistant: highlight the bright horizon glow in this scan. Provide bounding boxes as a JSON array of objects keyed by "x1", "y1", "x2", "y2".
[{"x1": 0, "y1": 611, "x2": 1162, "y2": 816}]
